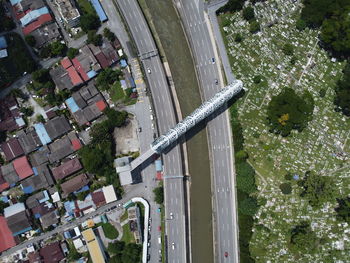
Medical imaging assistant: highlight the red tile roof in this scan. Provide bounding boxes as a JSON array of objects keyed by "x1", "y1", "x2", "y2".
[
  {"x1": 0, "y1": 216, "x2": 16, "y2": 253},
  {"x1": 51, "y1": 158, "x2": 82, "y2": 181},
  {"x1": 66, "y1": 66, "x2": 83, "y2": 86},
  {"x1": 13, "y1": 156, "x2": 33, "y2": 180},
  {"x1": 91, "y1": 191, "x2": 106, "y2": 207},
  {"x1": 0, "y1": 171, "x2": 9, "y2": 192},
  {"x1": 1, "y1": 138, "x2": 24, "y2": 161},
  {"x1": 61, "y1": 57, "x2": 72, "y2": 69},
  {"x1": 71, "y1": 139, "x2": 82, "y2": 151},
  {"x1": 22, "y1": 13, "x2": 52, "y2": 35},
  {"x1": 96, "y1": 100, "x2": 106, "y2": 112},
  {"x1": 72, "y1": 58, "x2": 89, "y2": 81}
]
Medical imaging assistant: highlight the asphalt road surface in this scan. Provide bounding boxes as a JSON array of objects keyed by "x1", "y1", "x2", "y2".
[
  {"x1": 115, "y1": 1, "x2": 187, "y2": 262},
  {"x1": 175, "y1": 0, "x2": 239, "y2": 262}
]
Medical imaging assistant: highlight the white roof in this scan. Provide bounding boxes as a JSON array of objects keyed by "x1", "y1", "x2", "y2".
[
  {"x1": 93, "y1": 216, "x2": 102, "y2": 224},
  {"x1": 73, "y1": 238, "x2": 84, "y2": 249},
  {"x1": 4, "y1": 203, "x2": 25, "y2": 218},
  {"x1": 102, "y1": 185, "x2": 117, "y2": 203},
  {"x1": 118, "y1": 171, "x2": 133, "y2": 186},
  {"x1": 117, "y1": 49, "x2": 123, "y2": 56},
  {"x1": 51, "y1": 192, "x2": 61, "y2": 202},
  {"x1": 74, "y1": 226, "x2": 81, "y2": 237},
  {"x1": 0, "y1": 49, "x2": 8, "y2": 58}
]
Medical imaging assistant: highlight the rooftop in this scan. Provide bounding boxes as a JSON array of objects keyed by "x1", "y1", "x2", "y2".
[
  {"x1": 49, "y1": 65, "x2": 74, "y2": 91},
  {"x1": 17, "y1": 128, "x2": 43, "y2": 154},
  {"x1": 0, "y1": 216, "x2": 16, "y2": 253},
  {"x1": 1, "y1": 138, "x2": 24, "y2": 161},
  {"x1": 13, "y1": 156, "x2": 33, "y2": 180},
  {"x1": 30, "y1": 22, "x2": 61, "y2": 49},
  {"x1": 61, "y1": 173, "x2": 89, "y2": 196},
  {"x1": 82, "y1": 228, "x2": 106, "y2": 263},
  {"x1": 39, "y1": 241, "x2": 65, "y2": 263},
  {"x1": 44, "y1": 115, "x2": 71, "y2": 140},
  {"x1": 6, "y1": 210, "x2": 32, "y2": 236},
  {"x1": 51, "y1": 157, "x2": 82, "y2": 181}
]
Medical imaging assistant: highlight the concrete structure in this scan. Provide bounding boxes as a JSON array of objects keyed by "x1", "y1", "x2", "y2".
[
  {"x1": 54, "y1": 0, "x2": 80, "y2": 27},
  {"x1": 82, "y1": 228, "x2": 106, "y2": 263},
  {"x1": 151, "y1": 80, "x2": 243, "y2": 154}
]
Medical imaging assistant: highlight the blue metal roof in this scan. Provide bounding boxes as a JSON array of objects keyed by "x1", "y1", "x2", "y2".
[
  {"x1": 129, "y1": 77, "x2": 136, "y2": 88},
  {"x1": 65, "y1": 97, "x2": 80, "y2": 113},
  {"x1": 87, "y1": 70, "x2": 97, "y2": 79},
  {"x1": 0, "y1": 36, "x2": 7, "y2": 49},
  {"x1": 22, "y1": 185, "x2": 34, "y2": 194},
  {"x1": 120, "y1": 59, "x2": 127, "y2": 68},
  {"x1": 89, "y1": 0, "x2": 107, "y2": 22},
  {"x1": 34, "y1": 123, "x2": 52, "y2": 145},
  {"x1": 20, "y1": 7, "x2": 49, "y2": 26},
  {"x1": 13, "y1": 226, "x2": 32, "y2": 236}
]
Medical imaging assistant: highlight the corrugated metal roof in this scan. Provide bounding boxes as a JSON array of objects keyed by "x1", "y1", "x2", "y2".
[
  {"x1": 66, "y1": 97, "x2": 80, "y2": 113},
  {"x1": 89, "y1": 0, "x2": 107, "y2": 22},
  {"x1": 34, "y1": 123, "x2": 52, "y2": 145},
  {"x1": 0, "y1": 37, "x2": 8, "y2": 49},
  {"x1": 4, "y1": 203, "x2": 25, "y2": 218},
  {"x1": 20, "y1": 7, "x2": 49, "y2": 26},
  {"x1": 22, "y1": 13, "x2": 52, "y2": 35}
]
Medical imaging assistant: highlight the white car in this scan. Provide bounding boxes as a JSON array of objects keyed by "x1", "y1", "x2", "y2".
[
  {"x1": 147, "y1": 68, "x2": 151, "y2": 74},
  {"x1": 170, "y1": 213, "x2": 173, "y2": 219},
  {"x1": 171, "y1": 243, "x2": 175, "y2": 250}
]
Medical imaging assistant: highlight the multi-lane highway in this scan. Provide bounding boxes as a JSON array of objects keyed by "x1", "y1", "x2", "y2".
[
  {"x1": 175, "y1": 0, "x2": 239, "y2": 262},
  {"x1": 115, "y1": 1, "x2": 187, "y2": 262}
]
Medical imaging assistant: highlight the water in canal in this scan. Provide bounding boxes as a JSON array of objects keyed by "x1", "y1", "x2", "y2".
[{"x1": 139, "y1": 0, "x2": 214, "y2": 262}]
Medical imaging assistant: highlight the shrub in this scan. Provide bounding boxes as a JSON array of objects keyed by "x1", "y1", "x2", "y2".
[
  {"x1": 279, "y1": 183, "x2": 292, "y2": 194},
  {"x1": 67, "y1": 48, "x2": 79, "y2": 59},
  {"x1": 242, "y1": 6, "x2": 255, "y2": 21},
  {"x1": 25, "y1": 35, "x2": 36, "y2": 47},
  {"x1": 249, "y1": 20, "x2": 260, "y2": 33},
  {"x1": 234, "y1": 33, "x2": 243, "y2": 43}
]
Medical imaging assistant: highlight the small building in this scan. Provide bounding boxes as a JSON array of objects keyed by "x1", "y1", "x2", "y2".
[
  {"x1": 44, "y1": 115, "x2": 71, "y2": 141},
  {"x1": 0, "y1": 95, "x2": 25, "y2": 132},
  {"x1": 39, "y1": 241, "x2": 65, "y2": 263},
  {"x1": 1, "y1": 163, "x2": 19, "y2": 185},
  {"x1": 54, "y1": 0, "x2": 80, "y2": 27},
  {"x1": 0, "y1": 216, "x2": 17, "y2": 253},
  {"x1": 0, "y1": 170, "x2": 10, "y2": 192},
  {"x1": 114, "y1": 156, "x2": 133, "y2": 186},
  {"x1": 4, "y1": 203, "x2": 32, "y2": 236},
  {"x1": 17, "y1": 128, "x2": 43, "y2": 154},
  {"x1": 50, "y1": 65, "x2": 76, "y2": 91},
  {"x1": 13, "y1": 156, "x2": 33, "y2": 180},
  {"x1": 48, "y1": 133, "x2": 81, "y2": 163},
  {"x1": 29, "y1": 145, "x2": 50, "y2": 166},
  {"x1": 1, "y1": 138, "x2": 24, "y2": 161},
  {"x1": 61, "y1": 173, "x2": 90, "y2": 197},
  {"x1": 89, "y1": 0, "x2": 107, "y2": 22},
  {"x1": 40, "y1": 210, "x2": 59, "y2": 229},
  {"x1": 51, "y1": 157, "x2": 82, "y2": 181},
  {"x1": 26, "y1": 190, "x2": 50, "y2": 209},
  {"x1": 21, "y1": 164, "x2": 54, "y2": 194},
  {"x1": 82, "y1": 228, "x2": 106, "y2": 263},
  {"x1": 30, "y1": 22, "x2": 61, "y2": 49},
  {"x1": 102, "y1": 185, "x2": 117, "y2": 203}
]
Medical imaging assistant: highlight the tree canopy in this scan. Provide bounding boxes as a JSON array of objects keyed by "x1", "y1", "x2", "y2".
[
  {"x1": 96, "y1": 68, "x2": 122, "y2": 91},
  {"x1": 300, "y1": 171, "x2": 335, "y2": 208},
  {"x1": 153, "y1": 186, "x2": 164, "y2": 204},
  {"x1": 242, "y1": 6, "x2": 255, "y2": 21},
  {"x1": 236, "y1": 161, "x2": 257, "y2": 194},
  {"x1": 87, "y1": 30, "x2": 103, "y2": 46},
  {"x1": 67, "y1": 48, "x2": 79, "y2": 59},
  {"x1": 290, "y1": 221, "x2": 319, "y2": 253},
  {"x1": 80, "y1": 14, "x2": 101, "y2": 32},
  {"x1": 335, "y1": 196, "x2": 350, "y2": 222},
  {"x1": 267, "y1": 88, "x2": 314, "y2": 136},
  {"x1": 216, "y1": 0, "x2": 245, "y2": 13},
  {"x1": 334, "y1": 61, "x2": 350, "y2": 116}
]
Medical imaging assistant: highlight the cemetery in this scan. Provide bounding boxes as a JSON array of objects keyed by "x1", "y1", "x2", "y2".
[{"x1": 219, "y1": 0, "x2": 350, "y2": 261}]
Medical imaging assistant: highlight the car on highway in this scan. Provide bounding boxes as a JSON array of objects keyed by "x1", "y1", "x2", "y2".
[
  {"x1": 147, "y1": 254, "x2": 150, "y2": 261},
  {"x1": 212, "y1": 57, "x2": 215, "y2": 64},
  {"x1": 215, "y1": 79, "x2": 219, "y2": 85},
  {"x1": 171, "y1": 242, "x2": 175, "y2": 250},
  {"x1": 138, "y1": 127, "x2": 142, "y2": 132},
  {"x1": 224, "y1": 251, "x2": 228, "y2": 257},
  {"x1": 170, "y1": 212, "x2": 173, "y2": 219},
  {"x1": 147, "y1": 68, "x2": 151, "y2": 74},
  {"x1": 147, "y1": 242, "x2": 150, "y2": 247}
]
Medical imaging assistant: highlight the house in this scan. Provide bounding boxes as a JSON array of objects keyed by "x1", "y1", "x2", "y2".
[
  {"x1": 40, "y1": 209, "x2": 59, "y2": 229},
  {"x1": 114, "y1": 156, "x2": 133, "y2": 186},
  {"x1": 31, "y1": 202, "x2": 55, "y2": 219},
  {"x1": 30, "y1": 22, "x2": 61, "y2": 49},
  {"x1": 39, "y1": 241, "x2": 65, "y2": 263},
  {"x1": 0, "y1": 169, "x2": 10, "y2": 192},
  {"x1": 21, "y1": 164, "x2": 54, "y2": 194},
  {"x1": 50, "y1": 65, "x2": 75, "y2": 91},
  {"x1": 26, "y1": 190, "x2": 50, "y2": 209},
  {"x1": 0, "y1": 216, "x2": 17, "y2": 253},
  {"x1": 102, "y1": 185, "x2": 117, "y2": 203},
  {"x1": 82, "y1": 228, "x2": 106, "y2": 263},
  {"x1": 0, "y1": 95, "x2": 25, "y2": 132},
  {"x1": 17, "y1": 128, "x2": 43, "y2": 154},
  {"x1": 1, "y1": 163, "x2": 19, "y2": 185},
  {"x1": 91, "y1": 190, "x2": 106, "y2": 207},
  {"x1": 63, "y1": 226, "x2": 80, "y2": 239},
  {"x1": 48, "y1": 132, "x2": 81, "y2": 163},
  {"x1": 29, "y1": 145, "x2": 50, "y2": 166},
  {"x1": 1, "y1": 138, "x2": 24, "y2": 161},
  {"x1": 54, "y1": 0, "x2": 80, "y2": 27},
  {"x1": 51, "y1": 157, "x2": 82, "y2": 181},
  {"x1": 44, "y1": 115, "x2": 71, "y2": 140},
  {"x1": 61, "y1": 173, "x2": 89, "y2": 197},
  {"x1": 4, "y1": 203, "x2": 32, "y2": 236},
  {"x1": 88, "y1": 40, "x2": 119, "y2": 69},
  {"x1": 65, "y1": 87, "x2": 107, "y2": 126},
  {"x1": 73, "y1": 46, "x2": 101, "y2": 81},
  {"x1": 12, "y1": 156, "x2": 33, "y2": 180}
]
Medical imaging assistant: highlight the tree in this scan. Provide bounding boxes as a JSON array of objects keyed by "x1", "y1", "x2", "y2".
[
  {"x1": 279, "y1": 183, "x2": 292, "y2": 194},
  {"x1": 87, "y1": 30, "x2": 103, "y2": 46},
  {"x1": 103, "y1": 28, "x2": 116, "y2": 42},
  {"x1": 235, "y1": 150, "x2": 248, "y2": 160},
  {"x1": 249, "y1": 20, "x2": 260, "y2": 33},
  {"x1": 290, "y1": 221, "x2": 319, "y2": 253},
  {"x1": 36, "y1": 114, "x2": 45, "y2": 123},
  {"x1": 335, "y1": 196, "x2": 350, "y2": 222},
  {"x1": 282, "y1": 43, "x2": 294, "y2": 56},
  {"x1": 296, "y1": 18, "x2": 306, "y2": 31},
  {"x1": 20, "y1": 107, "x2": 34, "y2": 117},
  {"x1": 234, "y1": 33, "x2": 243, "y2": 43},
  {"x1": 300, "y1": 171, "x2": 335, "y2": 208},
  {"x1": 217, "y1": 0, "x2": 245, "y2": 13},
  {"x1": 67, "y1": 48, "x2": 79, "y2": 59},
  {"x1": 334, "y1": 62, "x2": 350, "y2": 115},
  {"x1": 50, "y1": 41, "x2": 67, "y2": 57},
  {"x1": 104, "y1": 108, "x2": 128, "y2": 128},
  {"x1": 300, "y1": 0, "x2": 339, "y2": 28},
  {"x1": 76, "y1": 191, "x2": 89, "y2": 201},
  {"x1": 253, "y1": 75, "x2": 262, "y2": 84},
  {"x1": 242, "y1": 6, "x2": 255, "y2": 21},
  {"x1": 284, "y1": 173, "x2": 293, "y2": 181},
  {"x1": 153, "y1": 186, "x2": 164, "y2": 204},
  {"x1": 39, "y1": 45, "x2": 52, "y2": 58},
  {"x1": 236, "y1": 162, "x2": 257, "y2": 194},
  {"x1": 239, "y1": 197, "x2": 259, "y2": 216},
  {"x1": 32, "y1": 69, "x2": 51, "y2": 83},
  {"x1": 0, "y1": 131, "x2": 6, "y2": 144},
  {"x1": 267, "y1": 87, "x2": 314, "y2": 136},
  {"x1": 96, "y1": 68, "x2": 121, "y2": 90},
  {"x1": 121, "y1": 243, "x2": 142, "y2": 263},
  {"x1": 319, "y1": 88, "x2": 326, "y2": 97},
  {"x1": 67, "y1": 241, "x2": 81, "y2": 261},
  {"x1": 25, "y1": 35, "x2": 36, "y2": 47},
  {"x1": 108, "y1": 241, "x2": 125, "y2": 255},
  {"x1": 80, "y1": 14, "x2": 101, "y2": 32}
]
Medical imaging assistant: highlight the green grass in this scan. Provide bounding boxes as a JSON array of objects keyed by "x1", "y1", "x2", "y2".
[
  {"x1": 101, "y1": 223, "x2": 119, "y2": 240},
  {"x1": 121, "y1": 224, "x2": 135, "y2": 244},
  {"x1": 120, "y1": 210, "x2": 128, "y2": 222},
  {"x1": 77, "y1": 0, "x2": 95, "y2": 15},
  {"x1": 110, "y1": 82, "x2": 125, "y2": 102}
]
